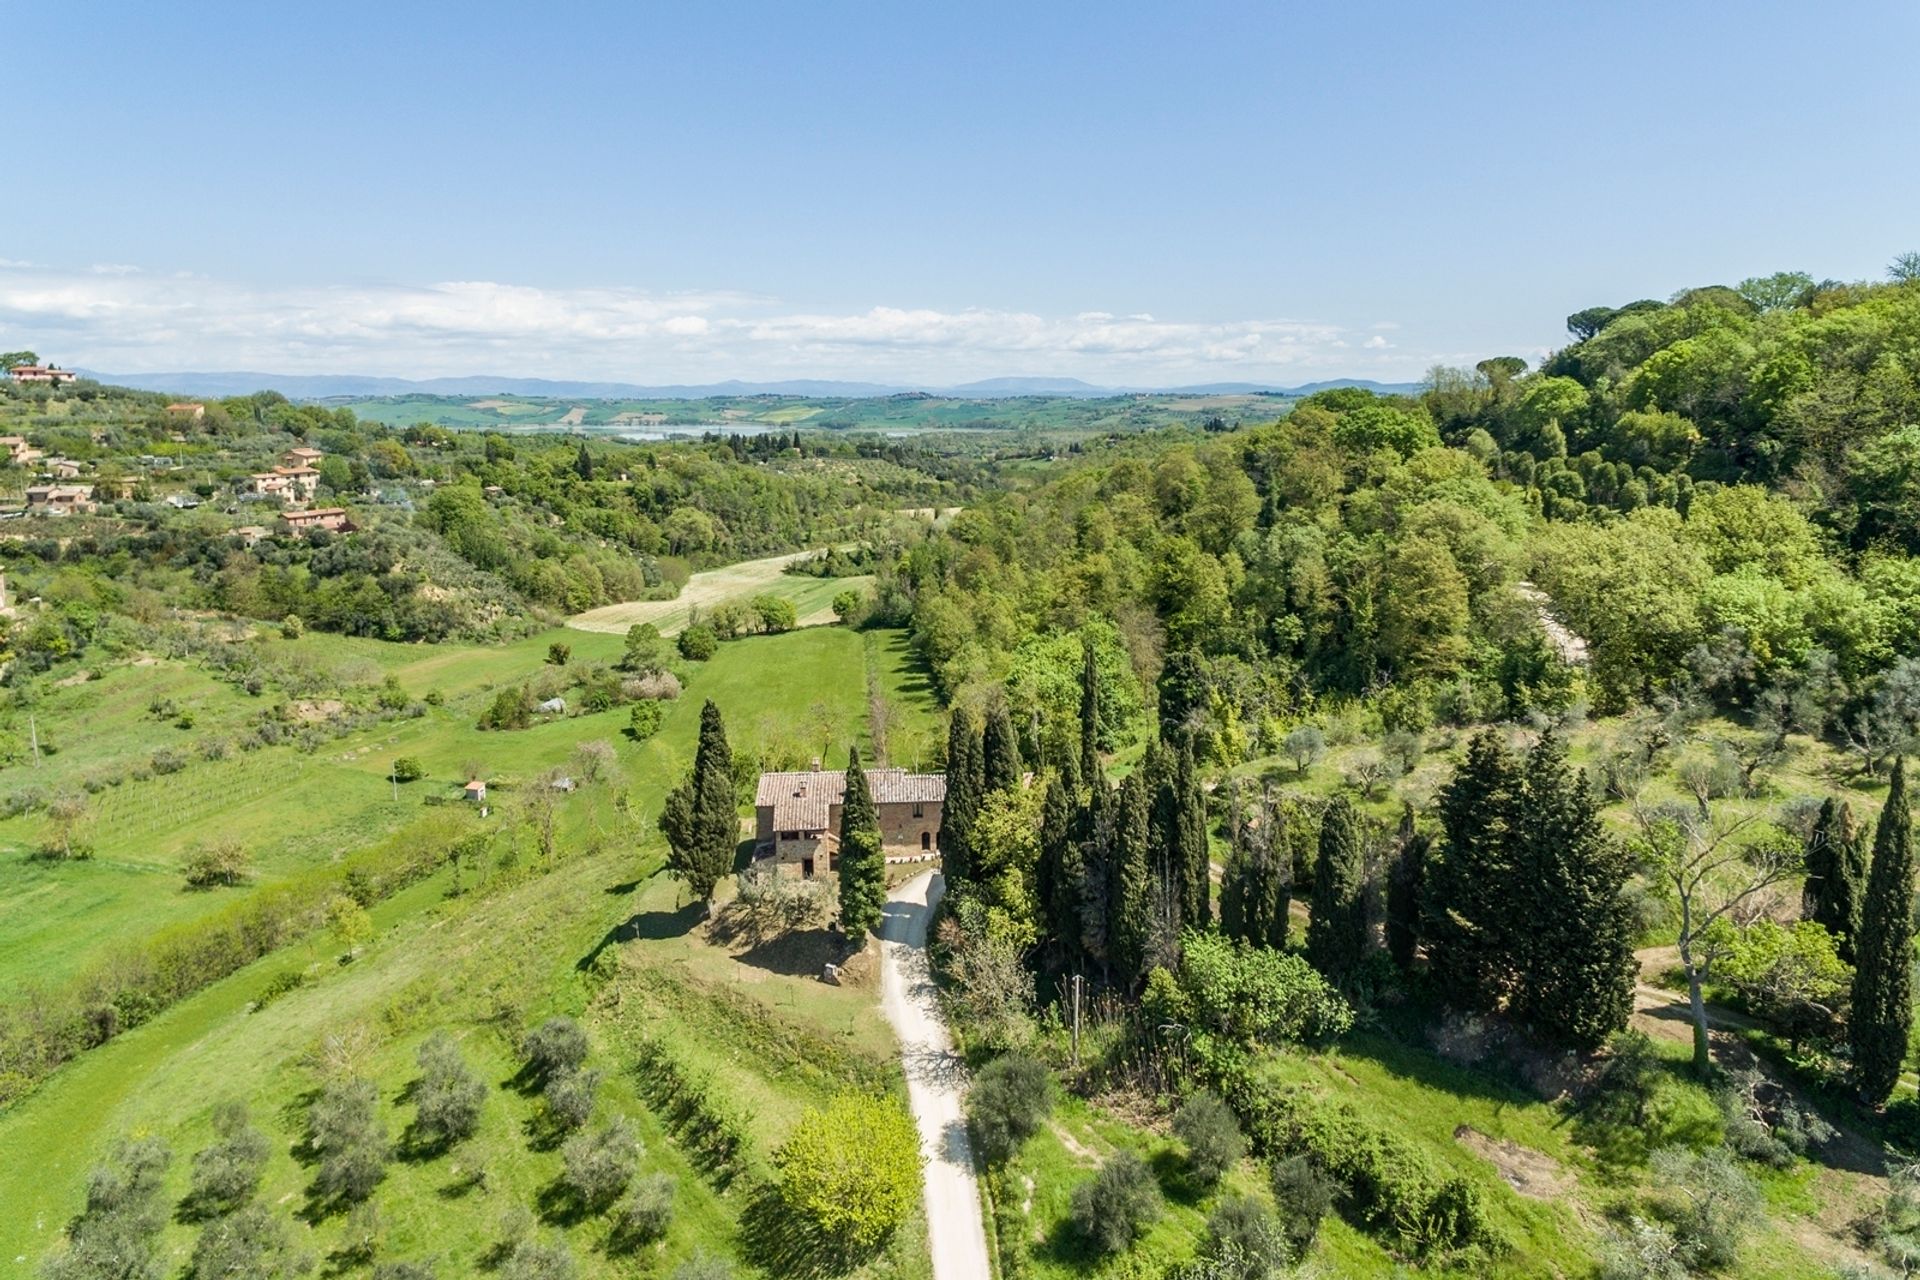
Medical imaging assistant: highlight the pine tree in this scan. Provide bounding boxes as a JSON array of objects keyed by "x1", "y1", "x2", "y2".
[
  {"x1": 1852, "y1": 756, "x2": 1914, "y2": 1106},
  {"x1": 1423, "y1": 730, "x2": 1522, "y2": 1011},
  {"x1": 1804, "y1": 798, "x2": 1867, "y2": 963},
  {"x1": 1079, "y1": 635, "x2": 1102, "y2": 787},
  {"x1": 661, "y1": 700, "x2": 736, "y2": 911},
  {"x1": 838, "y1": 746, "x2": 887, "y2": 943},
  {"x1": 937, "y1": 708, "x2": 984, "y2": 887},
  {"x1": 983, "y1": 702, "x2": 1023, "y2": 794},
  {"x1": 1509, "y1": 734, "x2": 1635, "y2": 1049},
  {"x1": 1307, "y1": 797, "x2": 1367, "y2": 985},
  {"x1": 1038, "y1": 774, "x2": 1083, "y2": 964},
  {"x1": 1384, "y1": 805, "x2": 1427, "y2": 973},
  {"x1": 1109, "y1": 772, "x2": 1154, "y2": 988}
]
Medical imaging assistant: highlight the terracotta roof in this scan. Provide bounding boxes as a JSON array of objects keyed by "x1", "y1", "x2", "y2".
[{"x1": 756, "y1": 768, "x2": 945, "y2": 832}]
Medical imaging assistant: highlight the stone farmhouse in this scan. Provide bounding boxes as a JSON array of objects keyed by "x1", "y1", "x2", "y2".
[{"x1": 754, "y1": 766, "x2": 945, "y2": 878}]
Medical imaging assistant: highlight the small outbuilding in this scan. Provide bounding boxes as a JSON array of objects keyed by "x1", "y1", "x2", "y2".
[{"x1": 463, "y1": 779, "x2": 488, "y2": 803}]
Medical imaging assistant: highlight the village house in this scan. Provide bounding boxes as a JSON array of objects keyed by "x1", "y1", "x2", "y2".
[
  {"x1": 166, "y1": 402, "x2": 206, "y2": 421},
  {"x1": 100, "y1": 477, "x2": 140, "y2": 500},
  {"x1": 281, "y1": 446, "x2": 324, "y2": 468},
  {"x1": 277, "y1": 507, "x2": 352, "y2": 536},
  {"x1": 7, "y1": 365, "x2": 78, "y2": 385},
  {"x1": 25, "y1": 485, "x2": 96, "y2": 515},
  {"x1": 0, "y1": 436, "x2": 41, "y2": 466},
  {"x1": 754, "y1": 766, "x2": 945, "y2": 878},
  {"x1": 42, "y1": 458, "x2": 84, "y2": 480},
  {"x1": 244, "y1": 466, "x2": 320, "y2": 504}
]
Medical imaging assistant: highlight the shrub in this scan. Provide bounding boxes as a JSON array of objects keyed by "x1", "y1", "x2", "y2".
[
  {"x1": 391, "y1": 756, "x2": 425, "y2": 783},
  {"x1": 308, "y1": 1077, "x2": 388, "y2": 1207},
  {"x1": 1177, "y1": 931, "x2": 1353, "y2": 1046},
  {"x1": 411, "y1": 1032, "x2": 486, "y2": 1151},
  {"x1": 561, "y1": 1119, "x2": 640, "y2": 1211},
  {"x1": 522, "y1": 1016, "x2": 589, "y2": 1081},
  {"x1": 628, "y1": 701, "x2": 664, "y2": 741},
  {"x1": 151, "y1": 747, "x2": 189, "y2": 775},
  {"x1": 185, "y1": 1202, "x2": 301, "y2": 1280},
  {"x1": 612, "y1": 1172, "x2": 676, "y2": 1248},
  {"x1": 670, "y1": 1253, "x2": 733, "y2": 1280},
  {"x1": 281, "y1": 614, "x2": 304, "y2": 639},
  {"x1": 478, "y1": 685, "x2": 535, "y2": 731},
  {"x1": 184, "y1": 1100, "x2": 270, "y2": 1219},
  {"x1": 183, "y1": 839, "x2": 252, "y2": 889},
  {"x1": 1201, "y1": 1194, "x2": 1290, "y2": 1280},
  {"x1": 373, "y1": 1263, "x2": 436, "y2": 1280},
  {"x1": 1174, "y1": 1091, "x2": 1245, "y2": 1187},
  {"x1": 677, "y1": 624, "x2": 717, "y2": 661},
  {"x1": 1268, "y1": 1155, "x2": 1333, "y2": 1260},
  {"x1": 967, "y1": 1053, "x2": 1053, "y2": 1165},
  {"x1": 253, "y1": 969, "x2": 308, "y2": 1012},
  {"x1": 1649, "y1": 1144, "x2": 1762, "y2": 1272},
  {"x1": 543, "y1": 1068, "x2": 601, "y2": 1133},
  {"x1": 774, "y1": 1092, "x2": 920, "y2": 1249},
  {"x1": 547, "y1": 642, "x2": 572, "y2": 666},
  {"x1": 1070, "y1": 1150, "x2": 1163, "y2": 1254},
  {"x1": 500, "y1": 1239, "x2": 575, "y2": 1280},
  {"x1": 630, "y1": 670, "x2": 682, "y2": 700}
]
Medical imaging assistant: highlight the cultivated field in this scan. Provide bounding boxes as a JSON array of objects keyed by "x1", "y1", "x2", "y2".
[{"x1": 567, "y1": 549, "x2": 871, "y2": 636}]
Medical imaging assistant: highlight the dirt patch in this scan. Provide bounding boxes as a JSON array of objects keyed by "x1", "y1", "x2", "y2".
[
  {"x1": 288, "y1": 698, "x2": 345, "y2": 724},
  {"x1": 54, "y1": 672, "x2": 90, "y2": 687},
  {"x1": 1049, "y1": 1119, "x2": 1101, "y2": 1165},
  {"x1": 1454, "y1": 1126, "x2": 1573, "y2": 1200},
  {"x1": 556, "y1": 406, "x2": 586, "y2": 426}
]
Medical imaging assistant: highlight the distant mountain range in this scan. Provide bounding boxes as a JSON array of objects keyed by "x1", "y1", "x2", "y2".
[{"x1": 81, "y1": 370, "x2": 1419, "y2": 401}]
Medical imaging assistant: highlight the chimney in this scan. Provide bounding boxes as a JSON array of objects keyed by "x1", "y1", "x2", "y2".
[{"x1": 809, "y1": 756, "x2": 821, "y2": 772}]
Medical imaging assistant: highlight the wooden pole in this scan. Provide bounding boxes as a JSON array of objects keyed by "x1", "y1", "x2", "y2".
[{"x1": 1071, "y1": 974, "x2": 1082, "y2": 1067}]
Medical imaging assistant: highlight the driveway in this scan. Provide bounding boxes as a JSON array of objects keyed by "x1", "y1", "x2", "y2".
[{"x1": 879, "y1": 870, "x2": 992, "y2": 1280}]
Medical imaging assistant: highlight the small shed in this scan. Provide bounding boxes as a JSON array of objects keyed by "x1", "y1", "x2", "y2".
[
  {"x1": 463, "y1": 779, "x2": 487, "y2": 804},
  {"x1": 537, "y1": 697, "x2": 567, "y2": 715}
]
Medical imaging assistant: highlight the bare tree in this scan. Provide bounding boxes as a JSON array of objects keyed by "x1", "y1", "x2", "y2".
[{"x1": 1632, "y1": 799, "x2": 1800, "y2": 1075}]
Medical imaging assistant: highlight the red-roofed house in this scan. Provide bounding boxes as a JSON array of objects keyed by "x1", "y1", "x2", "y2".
[
  {"x1": 7, "y1": 365, "x2": 77, "y2": 385},
  {"x1": 278, "y1": 507, "x2": 352, "y2": 536},
  {"x1": 753, "y1": 767, "x2": 945, "y2": 877}
]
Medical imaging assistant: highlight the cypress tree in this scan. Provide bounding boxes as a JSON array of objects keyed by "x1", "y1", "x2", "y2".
[
  {"x1": 1307, "y1": 797, "x2": 1367, "y2": 986},
  {"x1": 1109, "y1": 772, "x2": 1154, "y2": 988},
  {"x1": 574, "y1": 441, "x2": 594, "y2": 480},
  {"x1": 1179, "y1": 740, "x2": 1211, "y2": 928},
  {"x1": 1146, "y1": 742, "x2": 1182, "y2": 939},
  {"x1": 937, "y1": 708, "x2": 984, "y2": 888},
  {"x1": 1804, "y1": 798, "x2": 1867, "y2": 963},
  {"x1": 1079, "y1": 780, "x2": 1114, "y2": 970},
  {"x1": 1265, "y1": 792, "x2": 1296, "y2": 952},
  {"x1": 1509, "y1": 734, "x2": 1635, "y2": 1049},
  {"x1": 661, "y1": 699, "x2": 736, "y2": 911},
  {"x1": 1385, "y1": 805, "x2": 1428, "y2": 973},
  {"x1": 1219, "y1": 780, "x2": 1253, "y2": 942},
  {"x1": 838, "y1": 746, "x2": 887, "y2": 943},
  {"x1": 983, "y1": 702, "x2": 1023, "y2": 794},
  {"x1": 1038, "y1": 775, "x2": 1083, "y2": 964},
  {"x1": 1423, "y1": 730, "x2": 1522, "y2": 1011},
  {"x1": 1852, "y1": 757, "x2": 1914, "y2": 1106},
  {"x1": 1079, "y1": 635, "x2": 1101, "y2": 788}
]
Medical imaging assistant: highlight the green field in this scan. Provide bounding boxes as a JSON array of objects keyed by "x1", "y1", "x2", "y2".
[{"x1": 0, "y1": 622, "x2": 942, "y2": 1276}]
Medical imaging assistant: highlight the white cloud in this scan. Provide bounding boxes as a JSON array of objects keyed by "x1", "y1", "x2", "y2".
[{"x1": 0, "y1": 260, "x2": 1425, "y2": 383}]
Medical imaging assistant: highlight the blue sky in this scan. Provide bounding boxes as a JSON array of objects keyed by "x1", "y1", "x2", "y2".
[{"x1": 5, "y1": 0, "x2": 1917, "y2": 384}]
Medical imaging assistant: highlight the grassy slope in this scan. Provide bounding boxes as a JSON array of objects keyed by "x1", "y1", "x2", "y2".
[
  {"x1": 0, "y1": 623, "x2": 940, "y2": 1277},
  {"x1": 567, "y1": 551, "x2": 871, "y2": 637}
]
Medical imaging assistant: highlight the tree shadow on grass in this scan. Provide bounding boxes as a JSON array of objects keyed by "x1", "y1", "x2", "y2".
[
  {"x1": 575, "y1": 900, "x2": 703, "y2": 972},
  {"x1": 1034, "y1": 1214, "x2": 1106, "y2": 1273},
  {"x1": 730, "y1": 928, "x2": 843, "y2": 979},
  {"x1": 605, "y1": 878, "x2": 642, "y2": 895},
  {"x1": 736, "y1": 1181, "x2": 882, "y2": 1280},
  {"x1": 1147, "y1": 1148, "x2": 1209, "y2": 1208}
]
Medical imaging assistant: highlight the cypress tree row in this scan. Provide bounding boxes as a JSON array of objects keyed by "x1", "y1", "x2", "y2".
[
  {"x1": 983, "y1": 702, "x2": 1023, "y2": 795},
  {"x1": 1423, "y1": 730, "x2": 1522, "y2": 1010},
  {"x1": 1804, "y1": 797, "x2": 1867, "y2": 963},
  {"x1": 660, "y1": 699, "x2": 737, "y2": 912},
  {"x1": 1038, "y1": 774, "x2": 1083, "y2": 964},
  {"x1": 937, "y1": 708, "x2": 984, "y2": 888},
  {"x1": 1385, "y1": 805, "x2": 1428, "y2": 973},
  {"x1": 1221, "y1": 786, "x2": 1293, "y2": 951},
  {"x1": 1307, "y1": 796, "x2": 1368, "y2": 987},
  {"x1": 838, "y1": 746, "x2": 887, "y2": 943},
  {"x1": 1509, "y1": 735, "x2": 1635, "y2": 1049},
  {"x1": 1109, "y1": 772, "x2": 1154, "y2": 989},
  {"x1": 1851, "y1": 756, "x2": 1914, "y2": 1106}
]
